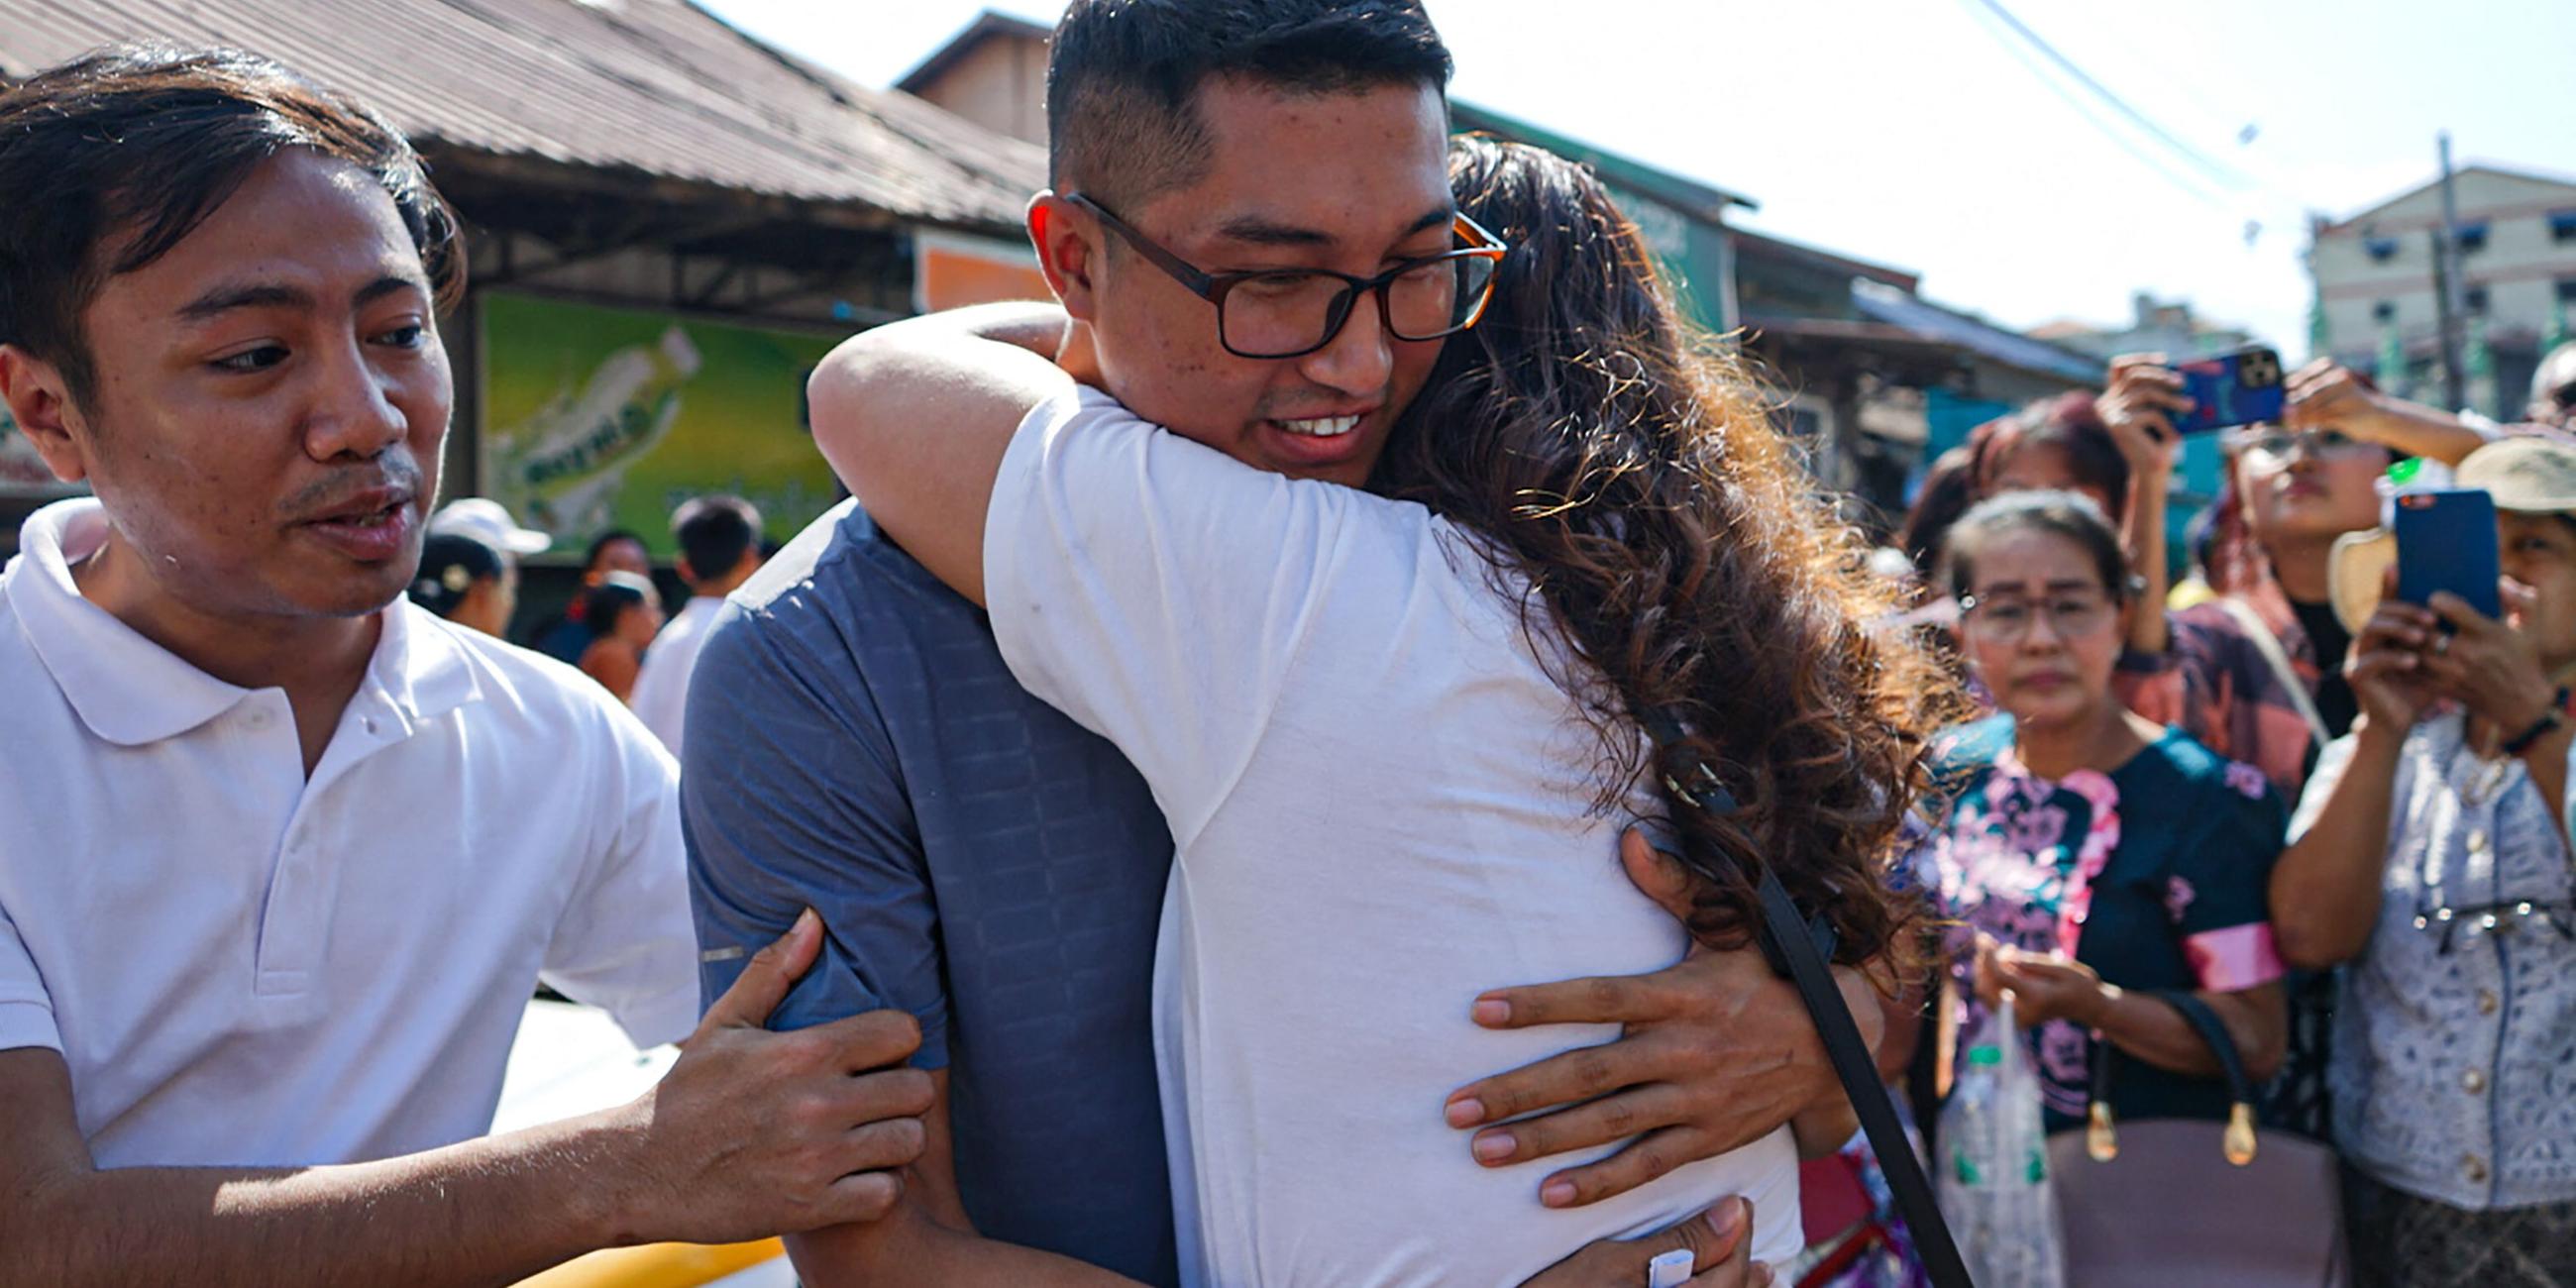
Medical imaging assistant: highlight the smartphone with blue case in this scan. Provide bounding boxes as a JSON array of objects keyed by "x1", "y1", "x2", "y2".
[
  {"x1": 2174, "y1": 346, "x2": 2288, "y2": 434},
  {"x1": 2394, "y1": 488, "x2": 2503, "y2": 624}
]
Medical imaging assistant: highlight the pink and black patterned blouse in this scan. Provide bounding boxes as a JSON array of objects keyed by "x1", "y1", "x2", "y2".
[{"x1": 1927, "y1": 715, "x2": 2290, "y2": 1129}]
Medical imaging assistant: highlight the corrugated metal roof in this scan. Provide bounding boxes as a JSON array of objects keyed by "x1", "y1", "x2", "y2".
[
  {"x1": 0, "y1": 0, "x2": 1047, "y2": 232},
  {"x1": 1851, "y1": 278, "x2": 2105, "y2": 385}
]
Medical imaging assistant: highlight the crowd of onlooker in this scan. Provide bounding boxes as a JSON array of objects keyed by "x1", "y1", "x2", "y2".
[
  {"x1": 1803, "y1": 341, "x2": 2576, "y2": 1287},
  {"x1": 406, "y1": 494, "x2": 768, "y2": 758},
  {"x1": 9, "y1": 14, "x2": 2572, "y2": 1286}
]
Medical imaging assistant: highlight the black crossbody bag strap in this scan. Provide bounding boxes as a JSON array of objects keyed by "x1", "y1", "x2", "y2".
[{"x1": 1641, "y1": 713, "x2": 1974, "y2": 1288}]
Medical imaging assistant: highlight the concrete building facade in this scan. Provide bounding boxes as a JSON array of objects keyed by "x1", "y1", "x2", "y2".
[{"x1": 2310, "y1": 164, "x2": 2576, "y2": 415}]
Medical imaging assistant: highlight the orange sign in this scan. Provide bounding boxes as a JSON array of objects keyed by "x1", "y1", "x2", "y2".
[{"x1": 914, "y1": 230, "x2": 1053, "y2": 314}]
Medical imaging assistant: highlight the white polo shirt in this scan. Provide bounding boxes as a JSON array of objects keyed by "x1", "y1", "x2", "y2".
[{"x1": 0, "y1": 498, "x2": 699, "y2": 1169}]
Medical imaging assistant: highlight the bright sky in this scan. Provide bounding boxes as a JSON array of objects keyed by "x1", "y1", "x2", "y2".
[{"x1": 700, "y1": 0, "x2": 2576, "y2": 362}]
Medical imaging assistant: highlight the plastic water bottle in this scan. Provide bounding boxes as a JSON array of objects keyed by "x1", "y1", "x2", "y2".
[
  {"x1": 1937, "y1": 997, "x2": 2067, "y2": 1288},
  {"x1": 495, "y1": 325, "x2": 705, "y2": 539}
]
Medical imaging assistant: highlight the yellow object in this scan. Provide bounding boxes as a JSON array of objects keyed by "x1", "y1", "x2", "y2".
[
  {"x1": 2224, "y1": 1104, "x2": 2260, "y2": 1167},
  {"x1": 2085, "y1": 1100, "x2": 2118, "y2": 1162},
  {"x1": 512, "y1": 1239, "x2": 785, "y2": 1288},
  {"x1": 2166, "y1": 578, "x2": 2218, "y2": 611}
]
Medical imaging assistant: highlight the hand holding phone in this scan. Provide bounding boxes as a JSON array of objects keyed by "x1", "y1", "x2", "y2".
[
  {"x1": 2393, "y1": 488, "x2": 2503, "y2": 625},
  {"x1": 2173, "y1": 346, "x2": 2287, "y2": 435},
  {"x1": 2098, "y1": 355, "x2": 2196, "y2": 457}
]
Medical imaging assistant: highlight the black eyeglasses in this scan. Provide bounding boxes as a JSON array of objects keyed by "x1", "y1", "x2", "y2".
[
  {"x1": 1063, "y1": 191, "x2": 1508, "y2": 360},
  {"x1": 1956, "y1": 589, "x2": 2116, "y2": 641}
]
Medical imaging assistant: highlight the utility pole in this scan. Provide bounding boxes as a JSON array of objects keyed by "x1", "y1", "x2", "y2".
[{"x1": 2434, "y1": 132, "x2": 2469, "y2": 411}]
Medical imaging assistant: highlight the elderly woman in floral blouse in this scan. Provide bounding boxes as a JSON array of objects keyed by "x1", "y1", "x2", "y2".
[
  {"x1": 1929, "y1": 491, "x2": 2290, "y2": 1140},
  {"x1": 2272, "y1": 436, "x2": 2576, "y2": 1288}
]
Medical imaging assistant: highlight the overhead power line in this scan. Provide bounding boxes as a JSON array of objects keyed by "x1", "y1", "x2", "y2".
[
  {"x1": 1966, "y1": 0, "x2": 2258, "y2": 192},
  {"x1": 1954, "y1": 0, "x2": 2233, "y2": 210}
]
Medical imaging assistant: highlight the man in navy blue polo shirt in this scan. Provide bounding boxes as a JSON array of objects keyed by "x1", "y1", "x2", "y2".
[{"x1": 683, "y1": 3, "x2": 1870, "y2": 1285}]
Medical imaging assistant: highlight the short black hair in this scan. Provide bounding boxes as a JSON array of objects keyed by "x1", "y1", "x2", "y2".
[
  {"x1": 583, "y1": 528, "x2": 648, "y2": 573},
  {"x1": 1046, "y1": 0, "x2": 1451, "y2": 207},
  {"x1": 0, "y1": 46, "x2": 463, "y2": 407},
  {"x1": 581, "y1": 570, "x2": 658, "y2": 639},
  {"x1": 1943, "y1": 489, "x2": 2136, "y2": 604},
  {"x1": 408, "y1": 534, "x2": 504, "y2": 619},
  {"x1": 673, "y1": 495, "x2": 761, "y2": 584}
]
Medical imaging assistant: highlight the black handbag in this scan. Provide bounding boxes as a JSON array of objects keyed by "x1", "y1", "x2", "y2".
[{"x1": 2045, "y1": 990, "x2": 2346, "y2": 1287}]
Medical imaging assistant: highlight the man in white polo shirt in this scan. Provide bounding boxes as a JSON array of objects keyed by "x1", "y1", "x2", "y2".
[{"x1": 0, "y1": 47, "x2": 931, "y2": 1285}]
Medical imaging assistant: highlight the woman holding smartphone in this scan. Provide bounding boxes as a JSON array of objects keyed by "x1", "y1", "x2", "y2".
[{"x1": 2269, "y1": 437, "x2": 2576, "y2": 1286}]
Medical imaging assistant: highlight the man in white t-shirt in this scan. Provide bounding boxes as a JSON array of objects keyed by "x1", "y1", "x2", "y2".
[
  {"x1": 0, "y1": 48, "x2": 930, "y2": 1285},
  {"x1": 631, "y1": 494, "x2": 764, "y2": 757},
  {"x1": 754, "y1": 5, "x2": 1887, "y2": 1284}
]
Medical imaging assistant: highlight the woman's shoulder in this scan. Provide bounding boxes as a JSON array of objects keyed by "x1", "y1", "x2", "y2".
[
  {"x1": 2126, "y1": 725, "x2": 2276, "y2": 803},
  {"x1": 2163, "y1": 598, "x2": 2276, "y2": 669},
  {"x1": 580, "y1": 638, "x2": 641, "y2": 680},
  {"x1": 1929, "y1": 712, "x2": 2015, "y2": 776}
]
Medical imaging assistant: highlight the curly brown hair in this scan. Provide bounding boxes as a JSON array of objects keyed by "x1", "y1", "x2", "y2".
[{"x1": 1371, "y1": 137, "x2": 1961, "y2": 968}]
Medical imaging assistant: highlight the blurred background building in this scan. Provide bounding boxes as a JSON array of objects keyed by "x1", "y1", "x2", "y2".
[{"x1": 2308, "y1": 164, "x2": 2576, "y2": 420}]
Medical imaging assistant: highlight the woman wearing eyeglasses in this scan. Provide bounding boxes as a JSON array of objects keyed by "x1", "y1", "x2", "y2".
[
  {"x1": 1927, "y1": 491, "x2": 2290, "y2": 1156},
  {"x1": 2268, "y1": 437, "x2": 2576, "y2": 1287},
  {"x1": 2108, "y1": 361, "x2": 2514, "y2": 1144}
]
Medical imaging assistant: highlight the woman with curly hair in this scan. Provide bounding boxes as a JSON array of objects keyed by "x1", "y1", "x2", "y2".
[{"x1": 806, "y1": 136, "x2": 1954, "y2": 1284}]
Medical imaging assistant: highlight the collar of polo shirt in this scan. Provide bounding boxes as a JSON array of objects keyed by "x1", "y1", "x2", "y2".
[{"x1": 12, "y1": 498, "x2": 482, "y2": 746}]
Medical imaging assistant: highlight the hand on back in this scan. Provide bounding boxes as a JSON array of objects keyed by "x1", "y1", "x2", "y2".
[
  {"x1": 604, "y1": 910, "x2": 934, "y2": 1244},
  {"x1": 1445, "y1": 829, "x2": 1863, "y2": 1209}
]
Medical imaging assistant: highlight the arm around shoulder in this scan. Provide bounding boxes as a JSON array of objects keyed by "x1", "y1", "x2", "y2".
[{"x1": 807, "y1": 309, "x2": 1077, "y2": 605}]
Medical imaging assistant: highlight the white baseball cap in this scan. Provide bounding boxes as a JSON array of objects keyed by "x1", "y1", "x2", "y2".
[{"x1": 428, "y1": 497, "x2": 551, "y2": 555}]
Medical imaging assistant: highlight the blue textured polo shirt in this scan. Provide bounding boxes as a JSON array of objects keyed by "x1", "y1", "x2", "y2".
[{"x1": 682, "y1": 500, "x2": 1178, "y2": 1285}]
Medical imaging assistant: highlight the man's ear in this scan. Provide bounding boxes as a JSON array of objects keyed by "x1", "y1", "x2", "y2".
[
  {"x1": 1027, "y1": 192, "x2": 1103, "y2": 325},
  {"x1": 0, "y1": 344, "x2": 89, "y2": 483}
]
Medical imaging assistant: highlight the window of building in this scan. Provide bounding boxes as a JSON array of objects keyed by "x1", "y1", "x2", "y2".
[
  {"x1": 2464, "y1": 285, "x2": 2490, "y2": 314},
  {"x1": 2364, "y1": 235, "x2": 2400, "y2": 263},
  {"x1": 2372, "y1": 300, "x2": 2397, "y2": 322},
  {"x1": 2455, "y1": 221, "x2": 2490, "y2": 254},
  {"x1": 2550, "y1": 210, "x2": 2576, "y2": 244},
  {"x1": 2558, "y1": 278, "x2": 2576, "y2": 304}
]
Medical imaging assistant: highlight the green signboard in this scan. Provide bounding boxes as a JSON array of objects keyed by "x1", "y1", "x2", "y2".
[{"x1": 479, "y1": 293, "x2": 847, "y2": 561}]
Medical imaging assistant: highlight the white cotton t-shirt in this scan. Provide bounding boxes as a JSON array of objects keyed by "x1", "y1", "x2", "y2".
[
  {"x1": 984, "y1": 387, "x2": 1799, "y2": 1287},
  {"x1": 629, "y1": 592, "x2": 723, "y2": 757},
  {"x1": 0, "y1": 498, "x2": 698, "y2": 1169}
]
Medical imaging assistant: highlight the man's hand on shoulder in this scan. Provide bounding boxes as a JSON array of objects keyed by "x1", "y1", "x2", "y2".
[
  {"x1": 597, "y1": 909, "x2": 934, "y2": 1245},
  {"x1": 1444, "y1": 829, "x2": 1874, "y2": 1208}
]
